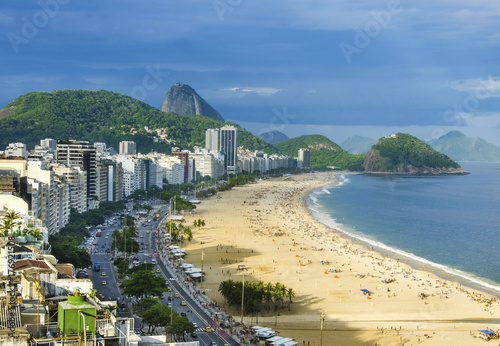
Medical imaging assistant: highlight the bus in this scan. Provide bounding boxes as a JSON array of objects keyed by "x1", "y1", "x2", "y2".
[{"x1": 93, "y1": 262, "x2": 100, "y2": 272}]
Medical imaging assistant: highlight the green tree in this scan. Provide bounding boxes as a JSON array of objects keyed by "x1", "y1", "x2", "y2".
[
  {"x1": 0, "y1": 211, "x2": 20, "y2": 236},
  {"x1": 193, "y1": 219, "x2": 205, "y2": 228},
  {"x1": 141, "y1": 303, "x2": 174, "y2": 335},
  {"x1": 179, "y1": 183, "x2": 194, "y2": 192},
  {"x1": 164, "y1": 221, "x2": 193, "y2": 243},
  {"x1": 113, "y1": 258, "x2": 129, "y2": 278},
  {"x1": 173, "y1": 196, "x2": 195, "y2": 212},
  {"x1": 165, "y1": 315, "x2": 195, "y2": 340},
  {"x1": 120, "y1": 270, "x2": 169, "y2": 299},
  {"x1": 51, "y1": 243, "x2": 92, "y2": 269}
]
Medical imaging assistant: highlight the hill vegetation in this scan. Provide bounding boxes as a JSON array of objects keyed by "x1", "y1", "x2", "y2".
[
  {"x1": 0, "y1": 90, "x2": 273, "y2": 153},
  {"x1": 363, "y1": 133, "x2": 465, "y2": 174},
  {"x1": 274, "y1": 134, "x2": 365, "y2": 171},
  {"x1": 0, "y1": 90, "x2": 470, "y2": 174}
]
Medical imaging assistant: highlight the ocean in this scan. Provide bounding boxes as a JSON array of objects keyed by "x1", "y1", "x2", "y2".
[{"x1": 308, "y1": 162, "x2": 500, "y2": 295}]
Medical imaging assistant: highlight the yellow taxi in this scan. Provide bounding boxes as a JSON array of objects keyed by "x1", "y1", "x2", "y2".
[
  {"x1": 101, "y1": 272, "x2": 106, "y2": 276},
  {"x1": 204, "y1": 326, "x2": 212, "y2": 333},
  {"x1": 156, "y1": 268, "x2": 160, "y2": 273},
  {"x1": 180, "y1": 301, "x2": 186, "y2": 306},
  {"x1": 174, "y1": 293, "x2": 179, "y2": 298},
  {"x1": 102, "y1": 281, "x2": 107, "y2": 286}
]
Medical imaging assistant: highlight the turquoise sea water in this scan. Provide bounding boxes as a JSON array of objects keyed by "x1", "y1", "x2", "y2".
[{"x1": 307, "y1": 162, "x2": 500, "y2": 294}]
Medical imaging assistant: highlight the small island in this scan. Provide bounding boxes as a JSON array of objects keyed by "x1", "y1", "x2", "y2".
[{"x1": 363, "y1": 133, "x2": 469, "y2": 175}]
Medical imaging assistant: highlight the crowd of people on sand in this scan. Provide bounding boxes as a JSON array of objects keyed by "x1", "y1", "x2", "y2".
[{"x1": 177, "y1": 172, "x2": 500, "y2": 345}]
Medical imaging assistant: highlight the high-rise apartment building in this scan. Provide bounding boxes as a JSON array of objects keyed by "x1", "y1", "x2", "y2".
[
  {"x1": 96, "y1": 159, "x2": 123, "y2": 202},
  {"x1": 171, "y1": 151, "x2": 190, "y2": 183},
  {"x1": 220, "y1": 125, "x2": 238, "y2": 175},
  {"x1": 0, "y1": 156, "x2": 70, "y2": 234},
  {"x1": 52, "y1": 165, "x2": 87, "y2": 213},
  {"x1": 56, "y1": 140, "x2": 97, "y2": 209},
  {"x1": 205, "y1": 129, "x2": 220, "y2": 153},
  {"x1": 298, "y1": 148, "x2": 311, "y2": 169},
  {"x1": 205, "y1": 125, "x2": 238, "y2": 175}
]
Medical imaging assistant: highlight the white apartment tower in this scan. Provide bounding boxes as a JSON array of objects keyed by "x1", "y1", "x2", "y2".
[
  {"x1": 205, "y1": 126, "x2": 238, "y2": 175},
  {"x1": 56, "y1": 140, "x2": 97, "y2": 209},
  {"x1": 298, "y1": 148, "x2": 311, "y2": 169}
]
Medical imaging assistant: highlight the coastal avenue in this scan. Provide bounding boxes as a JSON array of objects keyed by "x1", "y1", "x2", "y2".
[{"x1": 89, "y1": 199, "x2": 239, "y2": 345}]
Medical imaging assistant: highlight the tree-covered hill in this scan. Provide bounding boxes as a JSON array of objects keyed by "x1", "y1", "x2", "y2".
[
  {"x1": 363, "y1": 133, "x2": 466, "y2": 174},
  {"x1": 0, "y1": 89, "x2": 274, "y2": 154},
  {"x1": 274, "y1": 134, "x2": 365, "y2": 171}
]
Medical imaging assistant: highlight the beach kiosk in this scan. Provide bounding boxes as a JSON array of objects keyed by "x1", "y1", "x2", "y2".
[{"x1": 477, "y1": 329, "x2": 497, "y2": 341}]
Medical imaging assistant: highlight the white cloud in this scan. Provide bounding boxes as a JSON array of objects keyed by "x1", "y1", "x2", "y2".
[
  {"x1": 220, "y1": 86, "x2": 282, "y2": 97},
  {"x1": 449, "y1": 76, "x2": 500, "y2": 98}
]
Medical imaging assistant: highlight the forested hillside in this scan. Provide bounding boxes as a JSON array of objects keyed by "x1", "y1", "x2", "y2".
[
  {"x1": 274, "y1": 134, "x2": 365, "y2": 171},
  {"x1": 0, "y1": 90, "x2": 274, "y2": 154}
]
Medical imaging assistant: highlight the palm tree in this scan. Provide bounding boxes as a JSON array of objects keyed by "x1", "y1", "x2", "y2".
[
  {"x1": 103, "y1": 304, "x2": 118, "y2": 319},
  {"x1": 184, "y1": 227, "x2": 193, "y2": 241},
  {"x1": 286, "y1": 288, "x2": 295, "y2": 310},
  {"x1": 263, "y1": 282, "x2": 274, "y2": 312},
  {"x1": 0, "y1": 211, "x2": 21, "y2": 236},
  {"x1": 218, "y1": 279, "x2": 235, "y2": 305},
  {"x1": 28, "y1": 228, "x2": 42, "y2": 240},
  {"x1": 273, "y1": 282, "x2": 286, "y2": 308}
]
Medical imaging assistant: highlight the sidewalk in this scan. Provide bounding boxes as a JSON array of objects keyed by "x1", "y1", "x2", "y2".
[{"x1": 156, "y1": 236, "x2": 253, "y2": 345}]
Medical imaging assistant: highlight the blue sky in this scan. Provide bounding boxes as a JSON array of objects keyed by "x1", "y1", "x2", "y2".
[{"x1": 2, "y1": 0, "x2": 500, "y2": 145}]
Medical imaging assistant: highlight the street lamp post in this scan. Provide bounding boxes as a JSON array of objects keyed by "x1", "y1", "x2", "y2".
[
  {"x1": 201, "y1": 244, "x2": 204, "y2": 289},
  {"x1": 240, "y1": 271, "x2": 245, "y2": 324},
  {"x1": 123, "y1": 209, "x2": 127, "y2": 260},
  {"x1": 320, "y1": 310, "x2": 325, "y2": 346}
]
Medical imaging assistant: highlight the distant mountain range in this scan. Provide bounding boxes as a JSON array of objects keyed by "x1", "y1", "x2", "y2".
[
  {"x1": 0, "y1": 88, "x2": 469, "y2": 173},
  {"x1": 427, "y1": 130, "x2": 500, "y2": 162},
  {"x1": 162, "y1": 83, "x2": 224, "y2": 121},
  {"x1": 259, "y1": 130, "x2": 289, "y2": 144},
  {"x1": 341, "y1": 135, "x2": 376, "y2": 154}
]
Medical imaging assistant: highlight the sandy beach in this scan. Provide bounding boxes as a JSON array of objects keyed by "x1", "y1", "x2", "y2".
[{"x1": 178, "y1": 172, "x2": 500, "y2": 345}]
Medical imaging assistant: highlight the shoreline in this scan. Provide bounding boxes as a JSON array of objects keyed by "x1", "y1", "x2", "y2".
[
  {"x1": 178, "y1": 172, "x2": 500, "y2": 345},
  {"x1": 306, "y1": 173, "x2": 500, "y2": 299}
]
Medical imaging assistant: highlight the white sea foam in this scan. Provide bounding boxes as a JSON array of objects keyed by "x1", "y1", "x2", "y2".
[{"x1": 307, "y1": 175, "x2": 500, "y2": 295}]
